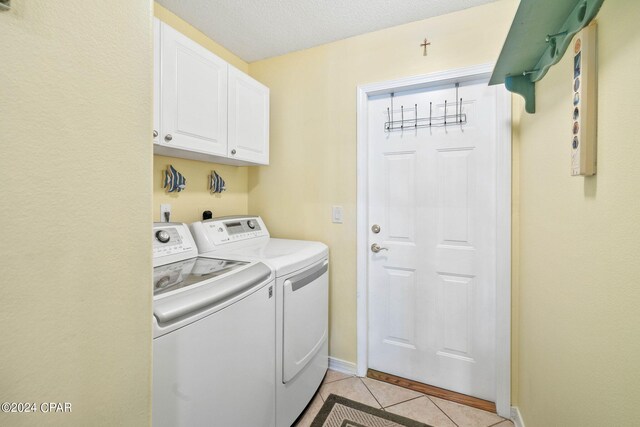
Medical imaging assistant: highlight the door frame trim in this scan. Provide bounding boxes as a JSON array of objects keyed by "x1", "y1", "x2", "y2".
[{"x1": 355, "y1": 63, "x2": 512, "y2": 417}]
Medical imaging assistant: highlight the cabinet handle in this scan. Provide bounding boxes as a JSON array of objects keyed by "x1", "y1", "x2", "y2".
[
  {"x1": 231, "y1": 149, "x2": 237, "y2": 155},
  {"x1": 164, "y1": 134, "x2": 173, "y2": 142},
  {"x1": 153, "y1": 130, "x2": 158, "y2": 138}
]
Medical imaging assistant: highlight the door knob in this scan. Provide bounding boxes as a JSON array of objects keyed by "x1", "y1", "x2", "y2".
[
  {"x1": 164, "y1": 134, "x2": 173, "y2": 142},
  {"x1": 371, "y1": 243, "x2": 388, "y2": 253},
  {"x1": 231, "y1": 149, "x2": 237, "y2": 155},
  {"x1": 371, "y1": 224, "x2": 381, "y2": 234},
  {"x1": 153, "y1": 130, "x2": 158, "y2": 138}
]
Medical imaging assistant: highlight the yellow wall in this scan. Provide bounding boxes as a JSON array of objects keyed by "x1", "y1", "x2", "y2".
[
  {"x1": 510, "y1": 95, "x2": 524, "y2": 405},
  {"x1": 154, "y1": 156, "x2": 249, "y2": 223},
  {"x1": 248, "y1": 0, "x2": 518, "y2": 365},
  {"x1": 515, "y1": 1, "x2": 640, "y2": 426},
  {"x1": 153, "y1": 4, "x2": 250, "y2": 223},
  {"x1": 0, "y1": 1, "x2": 152, "y2": 426}
]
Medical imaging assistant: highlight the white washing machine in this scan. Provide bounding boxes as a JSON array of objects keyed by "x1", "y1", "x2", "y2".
[
  {"x1": 152, "y1": 222, "x2": 276, "y2": 427},
  {"x1": 190, "y1": 216, "x2": 329, "y2": 427}
]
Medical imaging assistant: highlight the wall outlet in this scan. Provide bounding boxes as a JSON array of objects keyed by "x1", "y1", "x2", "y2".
[
  {"x1": 332, "y1": 205, "x2": 344, "y2": 224},
  {"x1": 160, "y1": 204, "x2": 171, "y2": 223}
]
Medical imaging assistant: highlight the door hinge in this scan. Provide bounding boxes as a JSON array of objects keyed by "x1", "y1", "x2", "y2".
[{"x1": 268, "y1": 286, "x2": 273, "y2": 298}]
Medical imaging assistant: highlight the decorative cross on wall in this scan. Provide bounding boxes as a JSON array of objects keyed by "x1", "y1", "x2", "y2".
[{"x1": 420, "y1": 38, "x2": 431, "y2": 56}]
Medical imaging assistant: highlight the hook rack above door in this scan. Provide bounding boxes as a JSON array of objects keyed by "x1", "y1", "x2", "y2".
[{"x1": 384, "y1": 83, "x2": 467, "y2": 132}]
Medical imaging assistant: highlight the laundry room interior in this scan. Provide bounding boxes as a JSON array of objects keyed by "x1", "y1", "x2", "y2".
[{"x1": 2, "y1": 0, "x2": 639, "y2": 426}]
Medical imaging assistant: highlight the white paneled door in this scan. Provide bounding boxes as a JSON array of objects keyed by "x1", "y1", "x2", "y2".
[{"x1": 367, "y1": 80, "x2": 498, "y2": 401}]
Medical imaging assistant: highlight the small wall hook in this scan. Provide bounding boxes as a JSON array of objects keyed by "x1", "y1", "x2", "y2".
[{"x1": 545, "y1": 31, "x2": 568, "y2": 42}]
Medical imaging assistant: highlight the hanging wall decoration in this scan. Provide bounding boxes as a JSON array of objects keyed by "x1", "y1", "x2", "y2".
[
  {"x1": 163, "y1": 165, "x2": 187, "y2": 192},
  {"x1": 420, "y1": 38, "x2": 431, "y2": 56},
  {"x1": 570, "y1": 22, "x2": 597, "y2": 176},
  {"x1": 210, "y1": 170, "x2": 226, "y2": 194}
]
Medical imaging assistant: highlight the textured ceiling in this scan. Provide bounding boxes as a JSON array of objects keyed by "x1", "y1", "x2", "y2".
[{"x1": 156, "y1": 0, "x2": 499, "y2": 62}]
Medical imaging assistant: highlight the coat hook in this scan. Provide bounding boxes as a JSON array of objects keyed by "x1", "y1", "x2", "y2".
[
  {"x1": 455, "y1": 83, "x2": 459, "y2": 123},
  {"x1": 545, "y1": 31, "x2": 568, "y2": 42},
  {"x1": 390, "y1": 93, "x2": 395, "y2": 130},
  {"x1": 383, "y1": 82, "x2": 467, "y2": 131},
  {"x1": 444, "y1": 100, "x2": 447, "y2": 126}
]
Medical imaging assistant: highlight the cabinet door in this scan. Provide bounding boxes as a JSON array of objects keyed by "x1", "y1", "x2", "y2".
[
  {"x1": 153, "y1": 18, "x2": 160, "y2": 144},
  {"x1": 160, "y1": 23, "x2": 228, "y2": 156},
  {"x1": 228, "y1": 66, "x2": 269, "y2": 165}
]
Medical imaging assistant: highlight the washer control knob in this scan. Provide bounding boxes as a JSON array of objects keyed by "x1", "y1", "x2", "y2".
[
  {"x1": 247, "y1": 220, "x2": 256, "y2": 229},
  {"x1": 155, "y1": 230, "x2": 170, "y2": 243}
]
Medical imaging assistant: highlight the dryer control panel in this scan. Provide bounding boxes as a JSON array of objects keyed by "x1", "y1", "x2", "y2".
[{"x1": 190, "y1": 216, "x2": 269, "y2": 252}]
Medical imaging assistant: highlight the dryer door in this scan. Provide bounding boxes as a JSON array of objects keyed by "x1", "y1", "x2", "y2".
[{"x1": 282, "y1": 259, "x2": 328, "y2": 383}]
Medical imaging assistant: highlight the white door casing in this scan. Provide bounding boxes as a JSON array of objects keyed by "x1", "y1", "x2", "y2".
[
  {"x1": 356, "y1": 64, "x2": 511, "y2": 417},
  {"x1": 160, "y1": 22, "x2": 228, "y2": 155}
]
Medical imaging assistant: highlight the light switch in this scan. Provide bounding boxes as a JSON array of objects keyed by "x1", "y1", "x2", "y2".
[{"x1": 332, "y1": 206, "x2": 343, "y2": 224}]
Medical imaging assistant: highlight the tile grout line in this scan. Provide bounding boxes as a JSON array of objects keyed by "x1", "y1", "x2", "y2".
[
  {"x1": 322, "y1": 373, "x2": 356, "y2": 385},
  {"x1": 425, "y1": 395, "x2": 460, "y2": 427},
  {"x1": 486, "y1": 419, "x2": 510, "y2": 427},
  {"x1": 383, "y1": 394, "x2": 425, "y2": 410},
  {"x1": 363, "y1": 376, "x2": 430, "y2": 410},
  {"x1": 358, "y1": 377, "x2": 384, "y2": 410}
]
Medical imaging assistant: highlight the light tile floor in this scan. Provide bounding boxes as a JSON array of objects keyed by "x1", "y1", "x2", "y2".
[{"x1": 294, "y1": 370, "x2": 514, "y2": 427}]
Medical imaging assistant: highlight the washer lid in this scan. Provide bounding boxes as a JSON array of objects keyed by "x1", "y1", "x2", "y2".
[
  {"x1": 153, "y1": 257, "x2": 249, "y2": 297},
  {"x1": 202, "y1": 238, "x2": 328, "y2": 277},
  {"x1": 153, "y1": 262, "x2": 272, "y2": 326}
]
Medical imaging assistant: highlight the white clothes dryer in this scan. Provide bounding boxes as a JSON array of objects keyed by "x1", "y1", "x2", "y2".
[{"x1": 190, "y1": 216, "x2": 329, "y2": 427}]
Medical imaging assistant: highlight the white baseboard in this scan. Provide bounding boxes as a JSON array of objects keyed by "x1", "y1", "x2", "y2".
[
  {"x1": 328, "y1": 357, "x2": 357, "y2": 375},
  {"x1": 511, "y1": 406, "x2": 526, "y2": 427}
]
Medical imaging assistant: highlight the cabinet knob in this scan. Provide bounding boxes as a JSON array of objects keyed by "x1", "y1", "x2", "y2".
[
  {"x1": 164, "y1": 134, "x2": 173, "y2": 142},
  {"x1": 153, "y1": 130, "x2": 158, "y2": 138},
  {"x1": 231, "y1": 149, "x2": 237, "y2": 155}
]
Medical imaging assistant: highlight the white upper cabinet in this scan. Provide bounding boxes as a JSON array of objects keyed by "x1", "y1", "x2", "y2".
[
  {"x1": 153, "y1": 18, "x2": 270, "y2": 166},
  {"x1": 153, "y1": 18, "x2": 160, "y2": 144},
  {"x1": 159, "y1": 22, "x2": 228, "y2": 156},
  {"x1": 228, "y1": 66, "x2": 270, "y2": 165}
]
